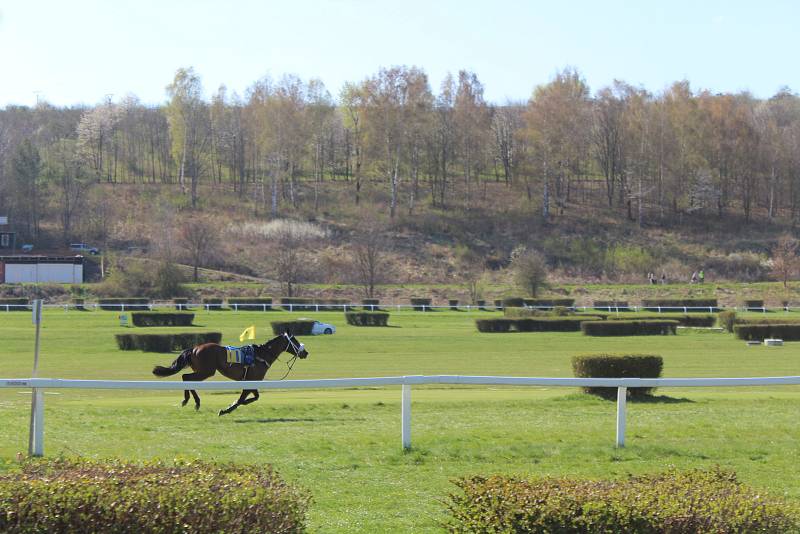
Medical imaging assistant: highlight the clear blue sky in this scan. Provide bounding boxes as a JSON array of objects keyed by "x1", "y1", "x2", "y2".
[{"x1": 1, "y1": 0, "x2": 797, "y2": 107}]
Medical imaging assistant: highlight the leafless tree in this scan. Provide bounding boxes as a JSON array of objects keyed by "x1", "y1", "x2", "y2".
[{"x1": 180, "y1": 216, "x2": 218, "y2": 282}]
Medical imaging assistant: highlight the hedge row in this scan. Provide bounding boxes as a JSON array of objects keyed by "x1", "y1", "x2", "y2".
[
  {"x1": 641, "y1": 298, "x2": 718, "y2": 310},
  {"x1": 524, "y1": 298, "x2": 575, "y2": 309},
  {"x1": 476, "y1": 317, "x2": 601, "y2": 333},
  {"x1": 607, "y1": 314, "x2": 717, "y2": 327},
  {"x1": 0, "y1": 298, "x2": 29, "y2": 311},
  {"x1": 444, "y1": 468, "x2": 800, "y2": 533},
  {"x1": 173, "y1": 297, "x2": 190, "y2": 310},
  {"x1": 0, "y1": 459, "x2": 309, "y2": 533},
  {"x1": 202, "y1": 298, "x2": 223, "y2": 310},
  {"x1": 734, "y1": 324, "x2": 800, "y2": 341},
  {"x1": 410, "y1": 297, "x2": 432, "y2": 311},
  {"x1": 227, "y1": 297, "x2": 273, "y2": 310},
  {"x1": 345, "y1": 311, "x2": 390, "y2": 326},
  {"x1": 271, "y1": 320, "x2": 316, "y2": 336},
  {"x1": 743, "y1": 299, "x2": 765, "y2": 310},
  {"x1": 130, "y1": 312, "x2": 195, "y2": 327},
  {"x1": 593, "y1": 300, "x2": 631, "y2": 311},
  {"x1": 572, "y1": 354, "x2": 663, "y2": 399},
  {"x1": 581, "y1": 320, "x2": 678, "y2": 336},
  {"x1": 98, "y1": 298, "x2": 150, "y2": 310},
  {"x1": 362, "y1": 298, "x2": 380, "y2": 310},
  {"x1": 115, "y1": 332, "x2": 222, "y2": 352}
]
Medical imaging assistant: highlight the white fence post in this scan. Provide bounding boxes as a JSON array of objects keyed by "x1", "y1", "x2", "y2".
[
  {"x1": 616, "y1": 386, "x2": 627, "y2": 448},
  {"x1": 28, "y1": 388, "x2": 44, "y2": 457},
  {"x1": 402, "y1": 384, "x2": 411, "y2": 449}
]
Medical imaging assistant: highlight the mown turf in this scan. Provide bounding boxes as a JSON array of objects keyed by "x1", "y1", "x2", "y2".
[{"x1": 1, "y1": 309, "x2": 799, "y2": 533}]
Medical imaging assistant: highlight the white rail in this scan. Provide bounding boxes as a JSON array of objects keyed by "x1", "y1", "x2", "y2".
[{"x1": 3, "y1": 375, "x2": 799, "y2": 457}]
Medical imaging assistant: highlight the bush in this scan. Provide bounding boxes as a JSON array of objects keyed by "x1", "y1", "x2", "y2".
[
  {"x1": 444, "y1": 468, "x2": 800, "y2": 533},
  {"x1": 593, "y1": 300, "x2": 630, "y2": 311},
  {"x1": 572, "y1": 354, "x2": 663, "y2": 399},
  {"x1": 202, "y1": 297, "x2": 223, "y2": 310},
  {"x1": 501, "y1": 297, "x2": 525, "y2": 308},
  {"x1": 0, "y1": 298, "x2": 29, "y2": 311},
  {"x1": 607, "y1": 314, "x2": 717, "y2": 327},
  {"x1": 448, "y1": 299, "x2": 459, "y2": 309},
  {"x1": 280, "y1": 297, "x2": 314, "y2": 311},
  {"x1": 315, "y1": 298, "x2": 350, "y2": 311},
  {"x1": 362, "y1": 298, "x2": 380, "y2": 311},
  {"x1": 130, "y1": 312, "x2": 195, "y2": 327},
  {"x1": 523, "y1": 298, "x2": 575, "y2": 309},
  {"x1": 581, "y1": 320, "x2": 678, "y2": 336},
  {"x1": 115, "y1": 332, "x2": 222, "y2": 352},
  {"x1": 410, "y1": 297, "x2": 432, "y2": 311},
  {"x1": 271, "y1": 320, "x2": 316, "y2": 336},
  {"x1": 734, "y1": 324, "x2": 800, "y2": 341},
  {"x1": 477, "y1": 318, "x2": 601, "y2": 333},
  {"x1": 475, "y1": 319, "x2": 514, "y2": 333},
  {"x1": 345, "y1": 311, "x2": 390, "y2": 326},
  {"x1": 98, "y1": 298, "x2": 150, "y2": 311},
  {"x1": 70, "y1": 298, "x2": 85, "y2": 310},
  {"x1": 228, "y1": 297, "x2": 273, "y2": 311},
  {"x1": 743, "y1": 299, "x2": 765, "y2": 310},
  {"x1": 173, "y1": 297, "x2": 190, "y2": 310},
  {"x1": 641, "y1": 298, "x2": 718, "y2": 311},
  {"x1": 718, "y1": 310, "x2": 736, "y2": 332},
  {"x1": 0, "y1": 458, "x2": 309, "y2": 533},
  {"x1": 476, "y1": 299, "x2": 487, "y2": 310}
]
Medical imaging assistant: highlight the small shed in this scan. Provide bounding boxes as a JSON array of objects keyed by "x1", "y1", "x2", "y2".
[{"x1": 0, "y1": 256, "x2": 84, "y2": 283}]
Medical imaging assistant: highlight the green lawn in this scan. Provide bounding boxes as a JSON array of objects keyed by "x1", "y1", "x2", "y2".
[{"x1": 1, "y1": 309, "x2": 799, "y2": 533}]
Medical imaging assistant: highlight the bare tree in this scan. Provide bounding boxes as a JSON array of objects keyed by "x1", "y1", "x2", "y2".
[
  {"x1": 271, "y1": 227, "x2": 305, "y2": 297},
  {"x1": 352, "y1": 219, "x2": 388, "y2": 298},
  {"x1": 180, "y1": 216, "x2": 218, "y2": 282},
  {"x1": 511, "y1": 245, "x2": 548, "y2": 297},
  {"x1": 771, "y1": 234, "x2": 800, "y2": 288}
]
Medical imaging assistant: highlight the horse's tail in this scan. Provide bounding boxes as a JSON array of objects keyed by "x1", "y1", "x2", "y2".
[{"x1": 152, "y1": 348, "x2": 192, "y2": 377}]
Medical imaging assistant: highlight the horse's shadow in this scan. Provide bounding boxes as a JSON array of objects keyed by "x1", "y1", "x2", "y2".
[
  {"x1": 630, "y1": 395, "x2": 695, "y2": 404},
  {"x1": 233, "y1": 417, "x2": 317, "y2": 424}
]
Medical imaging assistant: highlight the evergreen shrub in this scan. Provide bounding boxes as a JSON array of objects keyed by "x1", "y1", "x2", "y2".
[
  {"x1": 641, "y1": 298, "x2": 718, "y2": 311},
  {"x1": 410, "y1": 297, "x2": 432, "y2": 311},
  {"x1": 98, "y1": 298, "x2": 150, "y2": 311},
  {"x1": 130, "y1": 312, "x2": 195, "y2": 327},
  {"x1": 572, "y1": 353, "x2": 663, "y2": 398},
  {"x1": 270, "y1": 320, "x2": 315, "y2": 336},
  {"x1": 228, "y1": 297, "x2": 273, "y2": 311},
  {"x1": 115, "y1": 332, "x2": 221, "y2": 352},
  {"x1": 345, "y1": 311, "x2": 390, "y2": 326},
  {"x1": 201, "y1": 298, "x2": 223, "y2": 310},
  {"x1": 734, "y1": 324, "x2": 800, "y2": 341},
  {"x1": 581, "y1": 320, "x2": 678, "y2": 336}
]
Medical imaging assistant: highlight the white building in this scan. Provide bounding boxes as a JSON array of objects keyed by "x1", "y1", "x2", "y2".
[{"x1": 0, "y1": 256, "x2": 84, "y2": 284}]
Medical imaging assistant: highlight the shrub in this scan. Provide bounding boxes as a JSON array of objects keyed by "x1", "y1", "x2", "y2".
[
  {"x1": 444, "y1": 468, "x2": 800, "y2": 533},
  {"x1": 70, "y1": 298, "x2": 85, "y2": 310},
  {"x1": 607, "y1": 314, "x2": 717, "y2": 327},
  {"x1": 593, "y1": 300, "x2": 630, "y2": 311},
  {"x1": 0, "y1": 458, "x2": 309, "y2": 533},
  {"x1": 493, "y1": 299, "x2": 503, "y2": 310},
  {"x1": 362, "y1": 298, "x2": 380, "y2": 311},
  {"x1": 0, "y1": 298, "x2": 29, "y2": 311},
  {"x1": 743, "y1": 299, "x2": 765, "y2": 310},
  {"x1": 514, "y1": 317, "x2": 599, "y2": 332},
  {"x1": 581, "y1": 320, "x2": 678, "y2": 336},
  {"x1": 271, "y1": 320, "x2": 316, "y2": 336},
  {"x1": 501, "y1": 297, "x2": 525, "y2": 308},
  {"x1": 734, "y1": 324, "x2": 800, "y2": 341},
  {"x1": 510, "y1": 246, "x2": 548, "y2": 297},
  {"x1": 280, "y1": 297, "x2": 314, "y2": 311},
  {"x1": 410, "y1": 297, "x2": 432, "y2": 311},
  {"x1": 130, "y1": 312, "x2": 195, "y2": 327},
  {"x1": 523, "y1": 298, "x2": 575, "y2": 309},
  {"x1": 115, "y1": 332, "x2": 221, "y2": 352},
  {"x1": 476, "y1": 299, "x2": 487, "y2": 310},
  {"x1": 98, "y1": 298, "x2": 150, "y2": 311},
  {"x1": 572, "y1": 354, "x2": 663, "y2": 398},
  {"x1": 503, "y1": 307, "x2": 545, "y2": 318},
  {"x1": 202, "y1": 297, "x2": 223, "y2": 310},
  {"x1": 448, "y1": 299, "x2": 459, "y2": 309},
  {"x1": 345, "y1": 311, "x2": 390, "y2": 326},
  {"x1": 173, "y1": 297, "x2": 190, "y2": 310},
  {"x1": 641, "y1": 298, "x2": 718, "y2": 311},
  {"x1": 228, "y1": 297, "x2": 273, "y2": 311},
  {"x1": 475, "y1": 319, "x2": 514, "y2": 333},
  {"x1": 718, "y1": 310, "x2": 737, "y2": 332},
  {"x1": 315, "y1": 298, "x2": 349, "y2": 311}
]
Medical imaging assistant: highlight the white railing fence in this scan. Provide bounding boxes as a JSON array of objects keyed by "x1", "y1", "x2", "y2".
[{"x1": 3, "y1": 375, "x2": 799, "y2": 456}]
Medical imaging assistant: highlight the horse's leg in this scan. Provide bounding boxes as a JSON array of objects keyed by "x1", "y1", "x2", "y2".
[
  {"x1": 181, "y1": 390, "x2": 190, "y2": 407},
  {"x1": 219, "y1": 389, "x2": 250, "y2": 417},
  {"x1": 237, "y1": 389, "x2": 260, "y2": 406},
  {"x1": 182, "y1": 372, "x2": 212, "y2": 410}
]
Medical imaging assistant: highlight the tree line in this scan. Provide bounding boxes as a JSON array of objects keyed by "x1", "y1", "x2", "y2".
[{"x1": 1, "y1": 65, "x2": 799, "y2": 243}]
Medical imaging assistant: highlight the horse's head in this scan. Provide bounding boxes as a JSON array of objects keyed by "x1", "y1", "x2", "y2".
[{"x1": 283, "y1": 332, "x2": 309, "y2": 359}]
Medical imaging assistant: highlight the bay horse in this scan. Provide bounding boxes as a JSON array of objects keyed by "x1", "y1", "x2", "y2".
[{"x1": 152, "y1": 332, "x2": 309, "y2": 416}]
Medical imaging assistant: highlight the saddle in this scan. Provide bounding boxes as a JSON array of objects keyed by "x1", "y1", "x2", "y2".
[{"x1": 224, "y1": 345, "x2": 260, "y2": 367}]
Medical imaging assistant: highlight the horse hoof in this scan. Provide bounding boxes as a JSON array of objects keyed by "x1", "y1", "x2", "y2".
[
  {"x1": 218, "y1": 409, "x2": 226, "y2": 417},
  {"x1": 181, "y1": 400, "x2": 188, "y2": 407},
  {"x1": 194, "y1": 405, "x2": 200, "y2": 411}
]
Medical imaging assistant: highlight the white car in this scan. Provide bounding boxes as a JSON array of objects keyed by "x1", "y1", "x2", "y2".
[
  {"x1": 310, "y1": 321, "x2": 336, "y2": 335},
  {"x1": 70, "y1": 243, "x2": 100, "y2": 255}
]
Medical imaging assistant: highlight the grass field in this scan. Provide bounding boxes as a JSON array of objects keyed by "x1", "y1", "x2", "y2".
[{"x1": 1, "y1": 308, "x2": 799, "y2": 532}]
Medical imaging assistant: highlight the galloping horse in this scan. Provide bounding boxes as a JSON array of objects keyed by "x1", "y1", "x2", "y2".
[{"x1": 152, "y1": 332, "x2": 309, "y2": 416}]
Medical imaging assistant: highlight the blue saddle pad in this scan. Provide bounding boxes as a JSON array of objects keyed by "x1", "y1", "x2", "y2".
[{"x1": 224, "y1": 345, "x2": 256, "y2": 366}]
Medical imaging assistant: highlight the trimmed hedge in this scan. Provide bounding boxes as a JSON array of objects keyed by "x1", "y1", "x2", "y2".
[
  {"x1": 444, "y1": 468, "x2": 800, "y2": 533},
  {"x1": 115, "y1": 332, "x2": 222, "y2": 352},
  {"x1": 641, "y1": 298, "x2": 718, "y2": 311},
  {"x1": 173, "y1": 297, "x2": 190, "y2": 310},
  {"x1": 523, "y1": 298, "x2": 575, "y2": 309},
  {"x1": 743, "y1": 299, "x2": 765, "y2": 310},
  {"x1": 130, "y1": 312, "x2": 195, "y2": 327},
  {"x1": 581, "y1": 320, "x2": 678, "y2": 336},
  {"x1": 0, "y1": 458, "x2": 309, "y2": 533},
  {"x1": 477, "y1": 317, "x2": 601, "y2": 333},
  {"x1": 501, "y1": 297, "x2": 525, "y2": 308},
  {"x1": 734, "y1": 324, "x2": 800, "y2": 341},
  {"x1": 362, "y1": 298, "x2": 380, "y2": 311},
  {"x1": 271, "y1": 320, "x2": 315, "y2": 336},
  {"x1": 410, "y1": 297, "x2": 432, "y2": 311},
  {"x1": 202, "y1": 297, "x2": 223, "y2": 310},
  {"x1": 345, "y1": 311, "x2": 390, "y2": 326},
  {"x1": 70, "y1": 298, "x2": 85, "y2": 310},
  {"x1": 315, "y1": 298, "x2": 350, "y2": 311},
  {"x1": 228, "y1": 297, "x2": 273, "y2": 311},
  {"x1": 572, "y1": 353, "x2": 663, "y2": 399},
  {"x1": 280, "y1": 297, "x2": 314, "y2": 311},
  {"x1": 448, "y1": 299, "x2": 459, "y2": 309},
  {"x1": 607, "y1": 314, "x2": 717, "y2": 327},
  {"x1": 0, "y1": 298, "x2": 29, "y2": 311},
  {"x1": 98, "y1": 298, "x2": 150, "y2": 311},
  {"x1": 593, "y1": 300, "x2": 631, "y2": 311}
]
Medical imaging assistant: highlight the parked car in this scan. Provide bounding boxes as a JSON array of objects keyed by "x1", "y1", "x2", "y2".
[
  {"x1": 20, "y1": 244, "x2": 33, "y2": 253},
  {"x1": 69, "y1": 243, "x2": 100, "y2": 255},
  {"x1": 310, "y1": 321, "x2": 336, "y2": 335}
]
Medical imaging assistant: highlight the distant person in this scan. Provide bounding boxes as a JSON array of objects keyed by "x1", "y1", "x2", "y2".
[
  {"x1": 699, "y1": 269, "x2": 705, "y2": 283},
  {"x1": 691, "y1": 271, "x2": 698, "y2": 284},
  {"x1": 660, "y1": 273, "x2": 667, "y2": 285},
  {"x1": 647, "y1": 272, "x2": 654, "y2": 285}
]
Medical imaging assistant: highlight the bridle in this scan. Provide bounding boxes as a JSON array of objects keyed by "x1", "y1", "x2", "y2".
[{"x1": 275, "y1": 332, "x2": 304, "y2": 380}]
